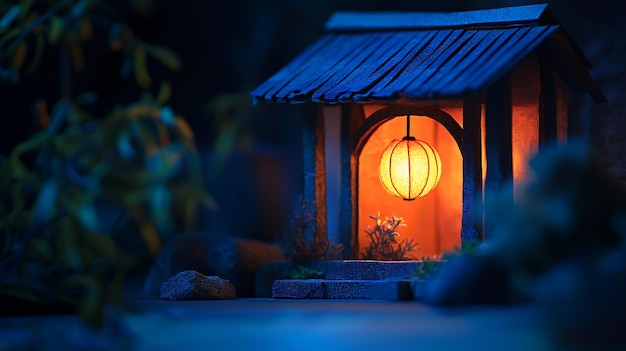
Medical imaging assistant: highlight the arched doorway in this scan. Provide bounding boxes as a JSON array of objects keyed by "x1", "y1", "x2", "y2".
[{"x1": 354, "y1": 105, "x2": 464, "y2": 259}]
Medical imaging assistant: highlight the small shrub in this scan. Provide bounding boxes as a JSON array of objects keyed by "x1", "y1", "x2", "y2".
[
  {"x1": 361, "y1": 213, "x2": 418, "y2": 260},
  {"x1": 280, "y1": 198, "x2": 343, "y2": 264}
]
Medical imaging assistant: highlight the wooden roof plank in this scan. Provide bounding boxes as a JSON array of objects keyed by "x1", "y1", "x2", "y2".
[
  {"x1": 310, "y1": 32, "x2": 400, "y2": 102},
  {"x1": 325, "y1": 4, "x2": 550, "y2": 31},
  {"x1": 359, "y1": 31, "x2": 438, "y2": 100},
  {"x1": 416, "y1": 30, "x2": 490, "y2": 95},
  {"x1": 462, "y1": 26, "x2": 556, "y2": 95},
  {"x1": 373, "y1": 29, "x2": 465, "y2": 99},
  {"x1": 300, "y1": 33, "x2": 393, "y2": 101},
  {"x1": 398, "y1": 30, "x2": 479, "y2": 97},
  {"x1": 272, "y1": 34, "x2": 372, "y2": 100},
  {"x1": 428, "y1": 27, "x2": 524, "y2": 98},
  {"x1": 251, "y1": 34, "x2": 336, "y2": 101},
  {"x1": 322, "y1": 31, "x2": 421, "y2": 101},
  {"x1": 414, "y1": 28, "x2": 519, "y2": 98}
]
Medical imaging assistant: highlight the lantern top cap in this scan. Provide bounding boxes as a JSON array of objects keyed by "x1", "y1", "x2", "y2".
[{"x1": 325, "y1": 4, "x2": 554, "y2": 31}]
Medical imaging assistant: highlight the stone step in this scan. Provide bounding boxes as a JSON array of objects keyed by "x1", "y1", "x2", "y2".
[
  {"x1": 256, "y1": 260, "x2": 443, "y2": 297},
  {"x1": 272, "y1": 279, "x2": 413, "y2": 301}
]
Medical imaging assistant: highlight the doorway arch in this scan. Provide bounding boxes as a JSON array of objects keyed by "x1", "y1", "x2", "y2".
[{"x1": 353, "y1": 105, "x2": 464, "y2": 258}]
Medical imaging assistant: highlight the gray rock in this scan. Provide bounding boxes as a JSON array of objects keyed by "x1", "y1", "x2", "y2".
[
  {"x1": 145, "y1": 235, "x2": 286, "y2": 297},
  {"x1": 160, "y1": 270, "x2": 236, "y2": 301}
]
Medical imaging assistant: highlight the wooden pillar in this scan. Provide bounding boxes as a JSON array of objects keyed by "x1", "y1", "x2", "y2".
[
  {"x1": 339, "y1": 104, "x2": 365, "y2": 258},
  {"x1": 484, "y1": 75, "x2": 513, "y2": 239},
  {"x1": 302, "y1": 105, "x2": 327, "y2": 241},
  {"x1": 462, "y1": 97, "x2": 484, "y2": 244},
  {"x1": 539, "y1": 46, "x2": 557, "y2": 147}
]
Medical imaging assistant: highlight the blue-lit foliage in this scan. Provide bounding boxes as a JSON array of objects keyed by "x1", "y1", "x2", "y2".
[{"x1": 0, "y1": 0, "x2": 212, "y2": 328}]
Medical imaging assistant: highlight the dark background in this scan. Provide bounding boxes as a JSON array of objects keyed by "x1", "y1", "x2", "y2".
[{"x1": 2, "y1": 0, "x2": 624, "y2": 241}]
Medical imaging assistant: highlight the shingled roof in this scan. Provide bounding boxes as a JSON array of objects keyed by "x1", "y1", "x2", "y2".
[{"x1": 251, "y1": 4, "x2": 605, "y2": 104}]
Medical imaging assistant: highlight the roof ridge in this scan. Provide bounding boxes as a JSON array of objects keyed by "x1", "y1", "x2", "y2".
[{"x1": 325, "y1": 4, "x2": 554, "y2": 31}]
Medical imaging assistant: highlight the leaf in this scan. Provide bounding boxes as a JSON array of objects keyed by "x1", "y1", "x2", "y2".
[
  {"x1": 79, "y1": 205, "x2": 101, "y2": 233},
  {"x1": 28, "y1": 238, "x2": 54, "y2": 262},
  {"x1": 19, "y1": 0, "x2": 35, "y2": 21},
  {"x1": 107, "y1": 21, "x2": 123, "y2": 45},
  {"x1": 46, "y1": 99, "x2": 69, "y2": 136},
  {"x1": 144, "y1": 43, "x2": 182, "y2": 71},
  {"x1": 56, "y1": 226, "x2": 83, "y2": 271},
  {"x1": 10, "y1": 41, "x2": 27, "y2": 69},
  {"x1": 48, "y1": 16, "x2": 63, "y2": 44},
  {"x1": 160, "y1": 107, "x2": 174, "y2": 127},
  {"x1": 116, "y1": 134, "x2": 133, "y2": 160},
  {"x1": 32, "y1": 180, "x2": 58, "y2": 225},
  {"x1": 0, "y1": 4, "x2": 19, "y2": 29},
  {"x1": 27, "y1": 29, "x2": 45, "y2": 73},
  {"x1": 138, "y1": 221, "x2": 161, "y2": 256},
  {"x1": 133, "y1": 45, "x2": 151, "y2": 88},
  {"x1": 156, "y1": 81, "x2": 172, "y2": 106},
  {"x1": 84, "y1": 233, "x2": 117, "y2": 261}
]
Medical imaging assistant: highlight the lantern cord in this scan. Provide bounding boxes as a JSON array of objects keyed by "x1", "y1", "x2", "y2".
[{"x1": 406, "y1": 114, "x2": 410, "y2": 138}]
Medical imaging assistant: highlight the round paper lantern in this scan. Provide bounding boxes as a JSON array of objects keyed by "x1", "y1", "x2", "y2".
[{"x1": 378, "y1": 137, "x2": 442, "y2": 200}]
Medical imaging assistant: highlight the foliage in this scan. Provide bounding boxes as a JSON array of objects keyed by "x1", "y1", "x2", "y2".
[
  {"x1": 0, "y1": 0, "x2": 211, "y2": 328},
  {"x1": 280, "y1": 197, "x2": 343, "y2": 264},
  {"x1": 288, "y1": 265, "x2": 324, "y2": 279},
  {"x1": 361, "y1": 213, "x2": 418, "y2": 261},
  {"x1": 411, "y1": 256, "x2": 445, "y2": 280}
]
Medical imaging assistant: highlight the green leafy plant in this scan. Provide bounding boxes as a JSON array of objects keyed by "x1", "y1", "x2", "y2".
[
  {"x1": 280, "y1": 197, "x2": 343, "y2": 264},
  {"x1": 361, "y1": 213, "x2": 418, "y2": 260},
  {"x1": 0, "y1": 0, "x2": 211, "y2": 328},
  {"x1": 288, "y1": 265, "x2": 324, "y2": 279}
]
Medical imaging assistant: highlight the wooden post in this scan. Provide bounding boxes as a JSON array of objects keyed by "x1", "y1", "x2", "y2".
[
  {"x1": 539, "y1": 46, "x2": 557, "y2": 147},
  {"x1": 462, "y1": 97, "x2": 484, "y2": 245},
  {"x1": 302, "y1": 106, "x2": 327, "y2": 241},
  {"x1": 339, "y1": 104, "x2": 365, "y2": 258},
  {"x1": 484, "y1": 75, "x2": 513, "y2": 239}
]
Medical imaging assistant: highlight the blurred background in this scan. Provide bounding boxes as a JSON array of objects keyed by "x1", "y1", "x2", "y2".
[{"x1": 1, "y1": 0, "x2": 624, "y2": 245}]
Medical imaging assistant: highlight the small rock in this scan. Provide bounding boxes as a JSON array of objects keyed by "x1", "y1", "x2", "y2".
[
  {"x1": 144, "y1": 234, "x2": 286, "y2": 297},
  {"x1": 160, "y1": 270, "x2": 236, "y2": 301}
]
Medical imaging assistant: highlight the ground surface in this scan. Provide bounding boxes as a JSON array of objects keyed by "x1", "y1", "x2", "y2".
[{"x1": 0, "y1": 299, "x2": 555, "y2": 351}]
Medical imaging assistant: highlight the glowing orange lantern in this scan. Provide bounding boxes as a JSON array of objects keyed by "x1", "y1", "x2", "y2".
[{"x1": 378, "y1": 116, "x2": 442, "y2": 200}]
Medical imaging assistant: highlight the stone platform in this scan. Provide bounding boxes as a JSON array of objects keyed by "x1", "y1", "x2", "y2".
[
  {"x1": 257, "y1": 260, "x2": 442, "y2": 300},
  {"x1": 272, "y1": 279, "x2": 413, "y2": 300}
]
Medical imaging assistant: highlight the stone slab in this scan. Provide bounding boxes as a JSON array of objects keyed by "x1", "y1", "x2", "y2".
[
  {"x1": 256, "y1": 260, "x2": 443, "y2": 297},
  {"x1": 272, "y1": 279, "x2": 413, "y2": 300}
]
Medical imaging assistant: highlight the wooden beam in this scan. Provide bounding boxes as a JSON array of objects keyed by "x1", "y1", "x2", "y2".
[
  {"x1": 302, "y1": 105, "x2": 327, "y2": 241},
  {"x1": 339, "y1": 104, "x2": 364, "y2": 258},
  {"x1": 539, "y1": 46, "x2": 557, "y2": 147},
  {"x1": 484, "y1": 75, "x2": 513, "y2": 239},
  {"x1": 314, "y1": 108, "x2": 328, "y2": 242},
  {"x1": 462, "y1": 97, "x2": 484, "y2": 245}
]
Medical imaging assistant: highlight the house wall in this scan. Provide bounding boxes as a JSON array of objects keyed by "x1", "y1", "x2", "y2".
[{"x1": 510, "y1": 54, "x2": 541, "y2": 189}]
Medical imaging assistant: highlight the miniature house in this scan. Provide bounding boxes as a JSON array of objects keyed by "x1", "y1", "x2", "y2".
[{"x1": 250, "y1": 4, "x2": 605, "y2": 259}]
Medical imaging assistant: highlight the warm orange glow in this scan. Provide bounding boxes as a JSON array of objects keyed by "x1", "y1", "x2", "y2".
[
  {"x1": 378, "y1": 138, "x2": 442, "y2": 200},
  {"x1": 358, "y1": 112, "x2": 463, "y2": 258}
]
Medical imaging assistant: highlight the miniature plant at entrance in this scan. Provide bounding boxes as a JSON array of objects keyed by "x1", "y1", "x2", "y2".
[
  {"x1": 362, "y1": 213, "x2": 418, "y2": 260},
  {"x1": 280, "y1": 197, "x2": 343, "y2": 264}
]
